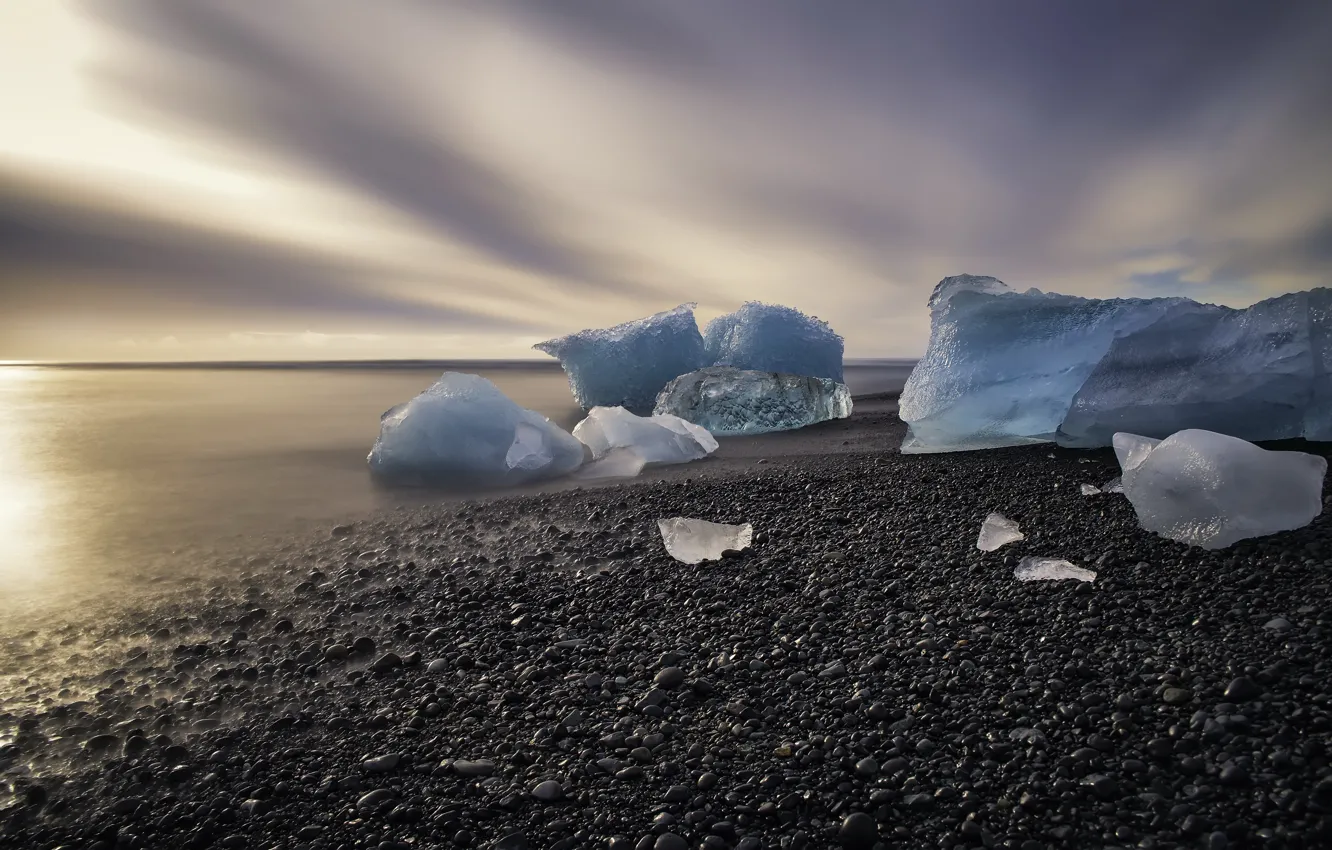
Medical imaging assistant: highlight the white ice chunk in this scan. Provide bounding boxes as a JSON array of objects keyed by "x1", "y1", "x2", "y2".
[
  {"x1": 703, "y1": 302, "x2": 845, "y2": 382},
  {"x1": 1114, "y1": 428, "x2": 1326, "y2": 549},
  {"x1": 658, "y1": 517, "x2": 753, "y2": 564},
  {"x1": 1080, "y1": 483, "x2": 1101, "y2": 496},
  {"x1": 655, "y1": 366, "x2": 852, "y2": 436},
  {"x1": 573, "y1": 406, "x2": 717, "y2": 466},
  {"x1": 977, "y1": 512, "x2": 1024, "y2": 552},
  {"x1": 535, "y1": 304, "x2": 707, "y2": 413},
  {"x1": 1101, "y1": 476, "x2": 1124, "y2": 494},
  {"x1": 368, "y1": 373, "x2": 585, "y2": 486},
  {"x1": 1014, "y1": 557, "x2": 1097, "y2": 582}
]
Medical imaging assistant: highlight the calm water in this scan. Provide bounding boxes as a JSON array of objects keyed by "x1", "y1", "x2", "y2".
[{"x1": 0, "y1": 360, "x2": 913, "y2": 613}]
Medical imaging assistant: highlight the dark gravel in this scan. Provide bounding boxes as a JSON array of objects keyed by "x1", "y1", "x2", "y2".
[{"x1": 3, "y1": 417, "x2": 1332, "y2": 850}]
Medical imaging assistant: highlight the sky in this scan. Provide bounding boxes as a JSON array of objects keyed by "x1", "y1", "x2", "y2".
[{"x1": 2, "y1": 1, "x2": 1331, "y2": 362}]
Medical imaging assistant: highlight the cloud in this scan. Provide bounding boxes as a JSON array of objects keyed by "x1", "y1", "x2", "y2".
[{"x1": 2, "y1": 0, "x2": 1331, "y2": 360}]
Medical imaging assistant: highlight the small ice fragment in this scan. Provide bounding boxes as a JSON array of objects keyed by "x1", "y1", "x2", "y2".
[
  {"x1": 1102, "y1": 476, "x2": 1124, "y2": 494},
  {"x1": 977, "y1": 512, "x2": 1024, "y2": 552},
  {"x1": 1014, "y1": 557, "x2": 1097, "y2": 582},
  {"x1": 1080, "y1": 483, "x2": 1101, "y2": 496},
  {"x1": 658, "y1": 517, "x2": 753, "y2": 564},
  {"x1": 1009, "y1": 728, "x2": 1047, "y2": 744}
]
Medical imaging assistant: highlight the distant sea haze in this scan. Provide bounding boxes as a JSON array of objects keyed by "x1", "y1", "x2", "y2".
[{"x1": 0, "y1": 360, "x2": 913, "y2": 614}]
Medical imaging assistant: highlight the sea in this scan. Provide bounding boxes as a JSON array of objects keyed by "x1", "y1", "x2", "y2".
[{"x1": 0, "y1": 360, "x2": 914, "y2": 615}]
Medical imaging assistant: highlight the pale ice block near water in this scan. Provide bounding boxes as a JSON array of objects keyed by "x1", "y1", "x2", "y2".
[
  {"x1": 703, "y1": 302, "x2": 845, "y2": 382},
  {"x1": 368, "y1": 373, "x2": 585, "y2": 486},
  {"x1": 534, "y1": 304, "x2": 707, "y2": 414},
  {"x1": 1115, "y1": 429, "x2": 1327, "y2": 549},
  {"x1": 571, "y1": 406, "x2": 717, "y2": 478},
  {"x1": 658, "y1": 517, "x2": 753, "y2": 564}
]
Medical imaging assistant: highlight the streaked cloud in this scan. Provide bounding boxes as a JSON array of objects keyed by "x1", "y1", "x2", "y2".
[{"x1": 2, "y1": 0, "x2": 1330, "y2": 360}]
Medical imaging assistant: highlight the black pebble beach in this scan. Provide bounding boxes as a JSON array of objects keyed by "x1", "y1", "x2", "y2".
[{"x1": 3, "y1": 404, "x2": 1332, "y2": 850}]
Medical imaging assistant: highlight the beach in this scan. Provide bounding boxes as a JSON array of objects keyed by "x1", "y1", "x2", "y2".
[{"x1": 3, "y1": 400, "x2": 1331, "y2": 850}]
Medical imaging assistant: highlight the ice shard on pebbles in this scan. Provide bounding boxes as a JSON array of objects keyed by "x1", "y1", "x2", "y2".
[
  {"x1": 534, "y1": 304, "x2": 707, "y2": 413},
  {"x1": 977, "y1": 512, "x2": 1024, "y2": 552},
  {"x1": 368, "y1": 373, "x2": 585, "y2": 486},
  {"x1": 1015, "y1": 557, "x2": 1097, "y2": 582},
  {"x1": 658, "y1": 518, "x2": 753, "y2": 564},
  {"x1": 1114, "y1": 429, "x2": 1326, "y2": 549},
  {"x1": 654, "y1": 366, "x2": 852, "y2": 435}
]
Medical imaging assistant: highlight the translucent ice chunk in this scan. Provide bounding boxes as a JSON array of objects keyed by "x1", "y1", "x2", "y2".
[
  {"x1": 977, "y1": 512, "x2": 1024, "y2": 552},
  {"x1": 368, "y1": 373, "x2": 585, "y2": 486},
  {"x1": 654, "y1": 366, "x2": 852, "y2": 435},
  {"x1": 658, "y1": 517, "x2": 753, "y2": 564},
  {"x1": 535, "y1": 304, "x2": 707, "y2": 413},
  {"x1": 703, "y1": 302, "x2": 845, "y2": 382},
  {"x1": 1114, "y1": 428, "x2": 1327, "y2": 549},
  {"x1": 1101, "y1": 476, "x2": 1124, "y2": 494},
  {"x1": 1014, "y1": 557, "x2": 1096, "y2": 582},
  {"x1": 1080, "y1": 483, "x2": 1101, "y2": 496},
  {"x1": 573, "y1": 406, "x2": 718, "y2": 464}
]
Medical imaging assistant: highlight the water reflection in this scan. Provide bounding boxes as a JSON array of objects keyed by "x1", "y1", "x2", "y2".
[{"x1": 0, "y1": 367, "x2": 58, "y2": 598}]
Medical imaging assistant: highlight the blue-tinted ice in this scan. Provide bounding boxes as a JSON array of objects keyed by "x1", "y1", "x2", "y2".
[
  {"x1": 654, "y1": 366, "x2": 852, "y2": 436},
  {"x1": 900, "y1": 274, "x2": 1332, "y2": 452},
  {"x1": 704, "y1": 302, "x2": 844, "y2": 382},
  {"x1": 533, "y1": 304, "x2": 707, "y2": 413},
  {"x1": 368, "y1": 373, "x2": 585, "y2": 486}
]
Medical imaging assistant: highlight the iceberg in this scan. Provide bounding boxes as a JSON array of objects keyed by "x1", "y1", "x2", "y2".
[
  {"x1": 898, "y1": 275, "x2": 1332, "y2": 452},
  {"x1": 654, "y1": 366, "x2": 852, "y2": 435},
  {"x1": 368, "y1": 373, "x2": 585, "y2": 486},
  {"x1": 703, "y1": 302, "x2": 845, "y2": 382},
  {"x1": 1014, "y1": 557, "x2": 1097, "y2": 582},
  {"x1": 900, "y1": 275, "x2": 1179, "y2": 453},
  {"x1": 658, "y1": 517, "x2": 753, "y2": 564},
  {"x1": 977, "y1": 512, "x2": 1024, "y2": 551},
  {"x1": 1060, "y1": 292, "x2": 1319, "y2": 446},
  {"x1": 1017, "y1": 559, "x2": 1092, "y2": 586},
  {"x1": 1114, "y1": 429, "x2": 1326, "y2": 549},
  {"x1": 573, "y1": 406, "x2": 718, "y2": 465},
  {"x1": 534, "y1": 304, "x2": 707, "y2": 413}
]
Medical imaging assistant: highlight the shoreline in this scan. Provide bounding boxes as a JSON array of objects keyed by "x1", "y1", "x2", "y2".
[{"x1": 3, "y1": 405, "x2": 1332, "y2": 849}]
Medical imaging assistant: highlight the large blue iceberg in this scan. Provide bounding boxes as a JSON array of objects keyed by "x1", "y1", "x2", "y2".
[
  {"x1": 537, "y1": 301, "x2": 843, "y2": 415},
  {"x1": 368, "y1": 373, "x2": 585, "y2": 486},
  {"x1": 534, "y1": 304, "x2": 707, "y2": 414},
  {"x1": 704, "y1": 302, "x2": 844, "y2": 382},
  {"x1": 654, "y1": 366, "x2": 852, "y2": 435},
  {"x1": 900, "y1": 275, "x2": 1332, "y2": 452}
]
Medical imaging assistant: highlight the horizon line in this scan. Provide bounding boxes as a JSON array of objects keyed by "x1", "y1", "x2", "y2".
[{"x1": 0, "y1": 356, "x2": 919, "y2": 370}]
